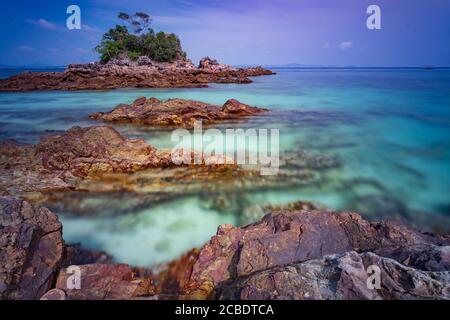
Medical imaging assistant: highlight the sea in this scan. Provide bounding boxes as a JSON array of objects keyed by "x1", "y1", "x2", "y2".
[{"x1": 1, "y1": 67, "x2": 449, "y2": 266}]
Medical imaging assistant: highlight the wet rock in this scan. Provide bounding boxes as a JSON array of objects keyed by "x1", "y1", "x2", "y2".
[
  {"x1": 62, "y1": 244, "x2": 113, "y2": 267},
  {"x1": 240, "y1": 200, "x2": 327, "y2": 226},
  {"x1": 40, "y1": 288, "x2": 66, "y2": 300},
  {"x1": 55, "y1": 264, "x2": 152, "y2": 300},
  {"x1": 155, "y1": 249, "x2": 200, "y2": 295},
  {"x1": 216, "y1": 251, "x2": 450, "y2": 300},
  {"x1": 0, "y1": 197, "x2": 64, "y2": 300},
  {"x1": 35, "y1": 126, "x2": 160, "y2": 177},
  {"x1": 90, "y1": 98, "x2": 267, "y2": 128}
]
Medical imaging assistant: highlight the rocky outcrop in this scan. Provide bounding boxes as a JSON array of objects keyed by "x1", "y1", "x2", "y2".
[
  {"x1": 0, "y1": 126, "x2": 168, "y2": 196},
  {"x1": 159, "y1": 210, "x2": 449, "y2": 300},
  {"x1": 199, "y1": 57, "x2": 235, "y2": 72},
  {"x1": 0, "y1": 125, "x2": 236, "y2": 197},
  {"x1": 2, "y1": 197, "x2": 449, "y2": 300},
  {"x1": 90, "y1": 97, "x2": 267, "y2": 128},
  {"x1": 0, "y1": 197, "x2": 64, "y2": 300},
  {"x1": 0, "y1": 58, "x2": 274, "y2": 92},
  {"x1": 215, "y1": 251, "x2": 450, "y2": 300}
]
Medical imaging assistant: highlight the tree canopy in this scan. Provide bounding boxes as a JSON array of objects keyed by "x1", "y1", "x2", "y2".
[{"x1": 95, "y1": 12, "x2": 186, "y2": 63}]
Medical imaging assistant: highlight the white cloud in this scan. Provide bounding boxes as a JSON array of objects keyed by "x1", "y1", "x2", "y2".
[
  {"x1": 18, "y1": 46, "x2": 34, "y2": 51},
  {"x1": 322, "y1": 43, "x2": 330, "y2": 49},
  {"x1": 75, "y1": 48, "x2": 89, "y2": 54},
  {"x1": 26, "y1": 18, "x2": 57, "y2": 30},
  {"x1": 82, "y1": 24, "x2": 100, "y2": 32},
  {"x1": 339, "y1": 41, "x2": 353, "y2": 50}
]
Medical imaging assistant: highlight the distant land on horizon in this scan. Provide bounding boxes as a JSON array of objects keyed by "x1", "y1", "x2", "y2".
[{"x1": 1, "y1": 62, "x2": 449, "y2": 70}]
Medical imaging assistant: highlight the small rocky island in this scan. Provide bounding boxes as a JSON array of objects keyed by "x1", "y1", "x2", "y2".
[
  {"x1": 0, "y1": 12, "x2": 273, "y2": 92},
  {"x1": 90, "y1": 97, "x2": 267, "y2": 128},
  {"x1": 0, "y1": 57, "x2": 274, "y2": 92}
]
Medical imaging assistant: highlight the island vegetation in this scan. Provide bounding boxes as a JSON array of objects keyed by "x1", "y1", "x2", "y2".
[{"x1": 94, "y1": 12, "x2": 186, "y2": 63}]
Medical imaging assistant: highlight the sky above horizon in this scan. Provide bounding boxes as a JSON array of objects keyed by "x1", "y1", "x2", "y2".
[{"x1": 1, "y1": 0, "x2": 449, "y2": 67}]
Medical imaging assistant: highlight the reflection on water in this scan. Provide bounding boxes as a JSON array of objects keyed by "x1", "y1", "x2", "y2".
[{"x1": 1, "y1": 68, "x2": 450, "y2": 266}]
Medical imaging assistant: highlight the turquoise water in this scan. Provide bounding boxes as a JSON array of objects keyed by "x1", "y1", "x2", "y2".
[{"x1": 1, "y1": 68, "x2": 449, "y2": 266}]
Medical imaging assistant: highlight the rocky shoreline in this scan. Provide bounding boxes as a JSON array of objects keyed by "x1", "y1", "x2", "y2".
[
  {"x1": 0, "y1": 57, "x2": 274, "y2": 92},
  {"x1": 1, "y1": 196, "x2": 449, "y2": 300},
  {"x1": 0, "y1": 120, "x2": 449, "y2": 300}
]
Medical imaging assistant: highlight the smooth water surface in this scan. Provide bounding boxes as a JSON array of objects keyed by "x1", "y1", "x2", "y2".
[{"x1": 1, "y1": 67, "x2": 449, "y2": 266}]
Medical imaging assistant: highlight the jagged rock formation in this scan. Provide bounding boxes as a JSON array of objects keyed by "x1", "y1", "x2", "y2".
[
  {"x1": 0, "y1": 57, "x2": 274, "y2": 92},
  {"x1": 161, "y1": 210, "x2": 450, "y2": 300},
  {"x1": 1, "y1": 197, "x2": 449, "y2": 300},
  {"x1": 90, "y1": 97, "x2": 267, "y2": 128},
  {"x1": 0, "y1": 197, "x2": 64, "y2": 300}
]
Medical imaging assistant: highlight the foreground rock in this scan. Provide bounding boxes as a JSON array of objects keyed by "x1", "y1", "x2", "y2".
[
  {"x1": 90, "y1": 98, "x2": 267, "y2": 128},
  {"x1": 2, "y1": 197, "x2": 449, "y2": 300},
  {"x1": 161, "y1": 210, "x2": 450, "y2": 300},
  {"x1": 55, "y1": 264, "x2": 152, "y2": 300},
  {"x1": 0, "y1": 197, "x2": 64, "y2": 300},
  {"x1": 216, "y1": 251, "x2": 450, "y2": 300},
  {"x1": 0, "y1": 57, "x2": 274, "y2": 92}
]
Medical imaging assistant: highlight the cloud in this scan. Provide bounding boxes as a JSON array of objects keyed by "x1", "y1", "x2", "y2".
[
  {"x1": 339, "y1": 41, "x2": 353, "y2": 50},
  {"x1": 82, "y1": 24, "x2": 101, "y2": 32},
  {"x1": 26, "y1": 18, "x2": 57, "y2": 30},
  {"x1": 75, "y1": 48, "x2": 89, "y2": 54},
  {"x1": 322, "y1": 43, "x2": 330, "y2": 49},
  {"x1": 18, "y1": 46, "x2": 34, "y2": 51}
]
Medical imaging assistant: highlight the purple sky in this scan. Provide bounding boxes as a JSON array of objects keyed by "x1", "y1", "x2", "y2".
[{"x1": 1, "y1": 0, "x2": 449, "y2": 66}]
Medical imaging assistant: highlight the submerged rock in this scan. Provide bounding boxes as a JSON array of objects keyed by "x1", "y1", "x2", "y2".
[
  {"x1": 0, "y1": 197, "x2": 64, "y2": 300},
  {"x1": 90, "y1": 98, "x2": 267, "y2": 128},
  {"x1": 1, "y1": 124, "x2": 339, "y2": 214},
  {"x1": 0, "y1": 58, "x2": 274, "y2": 92}
]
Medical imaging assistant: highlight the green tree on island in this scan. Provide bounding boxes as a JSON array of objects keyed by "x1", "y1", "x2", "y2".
[{"x1": 95, "y1": 12, "x2": 186, "y2": 63}]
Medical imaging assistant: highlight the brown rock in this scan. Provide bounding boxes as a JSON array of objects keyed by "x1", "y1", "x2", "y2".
[
  {"x1": 215, "y1": 251, "x2": 450, "y2": 300},
  {"x1": 0, "y1": 197, "x2": 64, "y2": 300},
  {"x1": 55, "y1": 264, "x2": 152, "y2": 300},
  {"x1": 62, "y1": 244, "x2": 113, "y2": 267},
  {"x1": 90, "y1": 98, "x2": 267, "y2": 128},
  {"x1": 166, "y1": 210, "x2": 449, "y2": 299},
  {"x1": 40, "y1": 288, "x2": 66, "y2": 300},
  {"x1": 35, "y1": 126, "x2": 159, "y2": 177}
]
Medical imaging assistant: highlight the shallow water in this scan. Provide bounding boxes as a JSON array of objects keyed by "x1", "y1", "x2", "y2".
[{"x1": 1, "y1": 68, "x2": 449, "y2": 266}]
